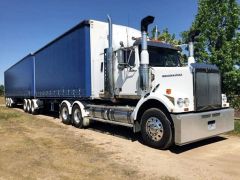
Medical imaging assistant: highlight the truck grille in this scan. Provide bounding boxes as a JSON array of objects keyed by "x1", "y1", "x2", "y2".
[{"x1": 192, "y1": 63, "x2": 222, "y2": 111}]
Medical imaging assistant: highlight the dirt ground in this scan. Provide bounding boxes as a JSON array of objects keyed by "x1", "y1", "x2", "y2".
[
  {"x1": 1, "y1": 103, "x2": 240, "y2": 179},
  {"x1": 0, "y1": 97, "x2": 5, "y2": 105},
  {"x1": 0, "y1": 106, "x2": 139, "y2": 180}
]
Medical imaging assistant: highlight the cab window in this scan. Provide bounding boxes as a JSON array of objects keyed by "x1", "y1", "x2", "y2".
[{"x1": 139, "y1": 46, "x2": 180, "y2": 67}]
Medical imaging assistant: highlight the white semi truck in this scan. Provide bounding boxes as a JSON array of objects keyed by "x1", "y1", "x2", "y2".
[{"x1": 5, "y1": 16, "x2": 234, "y2": 149}]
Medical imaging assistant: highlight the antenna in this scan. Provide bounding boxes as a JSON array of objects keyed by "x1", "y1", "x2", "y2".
[
  {"x1": 126, "y1": 14, "x2": 130, "y2": 47},
  {"x1": 154, "y1": 25, "x2": 158, "y2": 40}
]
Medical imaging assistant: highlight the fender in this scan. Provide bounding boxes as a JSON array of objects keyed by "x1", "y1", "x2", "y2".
[
  {"x1": 31, "y1": 99, "x2": 44, "y2": 110},
  {"x1": 132, "y1": 93, "x2": 175, "y2": 121},
  {"x1": 60, "y1": 100, "x2": 72, "y2": 114},
  {"x1": 72, "y1": 101, "x2": 89, "y2": 117}
]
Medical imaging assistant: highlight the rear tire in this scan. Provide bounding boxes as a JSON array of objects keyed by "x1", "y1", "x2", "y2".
[
  {"x1": 23, "y1": 99, "x2": 28, "y2": 112},
  {"x1": 5, "y1": 98, "x2": 9, "y2": 107},
  {"x1": 71, "y1": 104, "x2": 83, "y2": 128},
  {"x1": 27, "y1": 99, "x2": 32, "y2": 113},
  {"x1": 60, "y1": 102, "x2": 71, "y2": 125},
  {"x1": 141, "y1": 108, "x2": 173, "y2": 149},
  {"x1": 31, "y1": 100, "x2": 38, "y2": 115},
  {"x1": 8, "y1": 98, "x2": 13, "y2": 108}
]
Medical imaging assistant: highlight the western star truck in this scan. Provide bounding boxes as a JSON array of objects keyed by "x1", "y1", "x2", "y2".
[{"x1": 4, "y1": 16, "x2": 234, "y2": 149}]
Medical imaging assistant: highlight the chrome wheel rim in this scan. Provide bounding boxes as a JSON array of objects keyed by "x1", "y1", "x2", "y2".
[
  {"x1": 74, "y1": 108, "x2": 81, "y2": 124},
  {"x1": 62, "y1": 107, "x2": 68, "y2": 120},
  {"x1": 146, "y1": 117, "x2": 164, "y2": 141}
]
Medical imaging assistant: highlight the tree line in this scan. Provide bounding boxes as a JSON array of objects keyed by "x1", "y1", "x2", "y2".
[{"x1": 0, "y1": 85, "x2": 4, "y2": 96}]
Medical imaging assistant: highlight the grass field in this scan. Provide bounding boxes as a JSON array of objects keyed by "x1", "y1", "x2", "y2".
[
  {"x1": 0, "y1": 105, "x2": 138, "y2": 179},
  {"x1": 229, "y1": 119, "x2": 240, "y2": 136}
]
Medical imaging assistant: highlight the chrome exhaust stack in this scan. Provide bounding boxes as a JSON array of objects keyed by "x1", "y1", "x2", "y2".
[
  {"x1": 140, "y1": 16, "x2": 154, "y2": 92},
  {"x1": 104, "y1": 15, "x2": 115, "y2": 99}
]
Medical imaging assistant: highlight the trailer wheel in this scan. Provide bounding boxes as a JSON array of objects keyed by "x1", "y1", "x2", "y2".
[
  {"x1": 26, "y1": 99, "x2": 32, "y2": 113},
  {"x1": 72, "y1": 104, "x2": 83, "y2": 128},
  {"x1": 31, "y1": 100, "x2": 38, "y2": 115},
  {"x1": 60, "y1": 102, "x2": 71, "y2": 125},
  {"x1": 5, "y1": 98, "x2": 9, "y2": 107},
  {"x1": 8, "y1": 98, "x2": 12, "y2": 108},
  {"x1": 141, "y1": 108, "x2": 172, "y2": 149},
  {"x1": 23, "y1": 99, "x2": 28, "y2": 112}
]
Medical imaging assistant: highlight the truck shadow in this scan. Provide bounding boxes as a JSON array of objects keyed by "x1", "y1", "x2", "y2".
[
  {"x1": 86, "y1": 122, "x2": 228, "y2": 153},
  {"x1": 169, "y1": 136, "x2": 227, "y2": 154},
  {"x1": 40, "y1": 109, "x2": 139, "y2": 141},
  {"x1": 88, "y1": 121, "x2": 139, "y2": 142}
]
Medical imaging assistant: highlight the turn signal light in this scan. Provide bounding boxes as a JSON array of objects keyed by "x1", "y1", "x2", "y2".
[{"x1": 166, "y1": 89, "x2": 171, "y2": 94}]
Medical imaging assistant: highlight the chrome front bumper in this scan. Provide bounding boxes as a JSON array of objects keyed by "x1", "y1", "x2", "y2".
[{"x1": 171, "y1": 108, "x2": 234, "y2": 145}]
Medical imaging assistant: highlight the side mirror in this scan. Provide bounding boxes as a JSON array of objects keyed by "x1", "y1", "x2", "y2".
[{"x1": 116, "y1": 48, "x2": 136, "y2": 71}]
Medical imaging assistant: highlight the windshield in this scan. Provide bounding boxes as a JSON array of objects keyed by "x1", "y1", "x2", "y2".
[{"x1": 147, "y1": 46, "x2": 180, "y2": 67}]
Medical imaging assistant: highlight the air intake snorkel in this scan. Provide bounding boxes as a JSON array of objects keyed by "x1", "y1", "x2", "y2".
[
  {"x1": 140, "y1": 16, "x2": 154, "y2": 93},
  {"x1": 188, "y1": 30, "x2": 200, "y2": 66}
]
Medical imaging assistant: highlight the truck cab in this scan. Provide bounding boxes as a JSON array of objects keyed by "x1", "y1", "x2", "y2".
[{"x1": 103, "y1": 32, "x2": 234, "y2": 148}]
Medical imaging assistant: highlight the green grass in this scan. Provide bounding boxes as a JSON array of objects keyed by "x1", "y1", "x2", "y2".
[
  {"x1": 228, "y1": 120, "x2": 240, "y2": 136},
  {"x1": 233, "y1": 120, "x2": 240, "y2": 135}
]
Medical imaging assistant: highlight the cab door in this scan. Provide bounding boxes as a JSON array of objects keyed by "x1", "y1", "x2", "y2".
[{"x1": 113, "y1": 46, "x2": 141, "y2": 98}]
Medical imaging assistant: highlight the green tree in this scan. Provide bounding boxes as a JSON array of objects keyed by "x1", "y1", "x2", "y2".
[
  {"x1": 0, "y1": 85, "x2": 4, "y2": 96},
  {"x1": 150, "y1": 27, "x2": 188, "y2": 64},
  {"x1": 182, "y1": 0, "x2": 240, "y2": 96},
  {"x1": 151, "y1": 27, "x2": 181, "y2": 45}
]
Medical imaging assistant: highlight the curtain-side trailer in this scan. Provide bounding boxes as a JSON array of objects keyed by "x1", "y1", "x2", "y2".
[
  {"x1": 4, "y1": 16, "x2": 234, "y2": 149},
  {"x1": 5, "y1": 54, "x2": 35, "y2": 108}
]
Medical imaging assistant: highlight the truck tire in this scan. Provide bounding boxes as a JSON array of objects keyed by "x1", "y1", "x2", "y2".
[
  {"x1": 60, "y1": 102, "x2": 71, "y2": 125},
  {"x1": 31, "y1": 100, "x2": 38, "y2": 115},
  {"x1": 71, "y1": 104, "x2": 83, "y2": 128},
  {"x1": 27, "y1": 99, "x2": 32, "y2": 113},
  {"x1": 23, "y1": 99, "x2": 28, "y2": 112},
  {"x1": 141, "y1": 108, "x2": 173, "y2": 149},
  {"x1": 8, "y1": 98, "x2": 13, "y2": 108},
  {"x1": 5, "y1": 98, "x2": 9, "y2": 107}
]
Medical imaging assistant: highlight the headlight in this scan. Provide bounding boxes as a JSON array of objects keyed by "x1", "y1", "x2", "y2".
[
  {"x1": 184, "y1": 98, "x2": 190, "y2": 107},
  {"x1": 177, "y1": 98, "x2": 184, "y2": 108},
  {"x1": 222, "y1": 94, "x2": 227, "y2": 103},
  {"x1": 177, "y1": 98, "x2": 190, "y2": 108}
]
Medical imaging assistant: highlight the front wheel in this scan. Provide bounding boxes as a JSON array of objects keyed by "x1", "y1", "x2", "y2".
[{"x1": 141, "y1": 108, "x2": 173, "y2": 149}]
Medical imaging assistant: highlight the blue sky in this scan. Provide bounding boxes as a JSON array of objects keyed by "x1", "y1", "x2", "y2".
[{"x1": 0, "y1": 0, "x2": 199, "y2": 84}]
